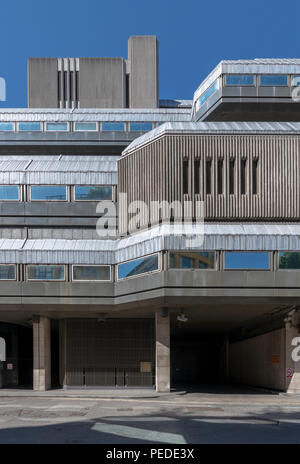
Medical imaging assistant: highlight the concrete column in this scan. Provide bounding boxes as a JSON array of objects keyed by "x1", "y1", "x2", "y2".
[
  {"x1": 155, "y1": 310, "x2": 170, "y2": 393},
  {"x1": 285, "y1": 311, "x2": 300, "y2": 394},
  {"x1": 33, "y1": 316, "x2": 51, "y2": 391}
]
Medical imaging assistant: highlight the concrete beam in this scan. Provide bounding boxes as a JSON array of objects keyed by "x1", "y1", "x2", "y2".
[
  {"x1": 33, "y1": 316, "x2": 51, "y2": 391},
  {"x1": 155, "y1": 309, "x2": 170, "y2": 392}
]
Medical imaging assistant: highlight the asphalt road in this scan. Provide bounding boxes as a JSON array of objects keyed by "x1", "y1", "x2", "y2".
[{"x1": 0, "y1": 388, "x2": 300, "y2": 443}]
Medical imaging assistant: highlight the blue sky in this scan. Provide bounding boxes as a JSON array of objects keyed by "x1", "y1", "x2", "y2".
[{"x1": 1, "y1": 0, "x2": 299, "y2": 107}]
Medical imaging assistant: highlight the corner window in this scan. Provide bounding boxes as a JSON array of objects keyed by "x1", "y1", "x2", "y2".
[
  {"x1": 27, "y1": 265, "x2": 65, "y2": 281},
  {"x1": 0, "y1": 265, "x2": 16, "y2": 280},
  {"x1": 30, "y1": 185, "x2": 67, "y2": 201},
  {"x1": 117, "y1": 254, "x2": 159, "y2": 280},
  {"x1": 46, "y1": 122, "x2": 68, "y2": 131},
  {"x1": 129, "y1": 123, "x2": 153, "y2": 132},
  {"x1": 0, "y1": 123, "x2": 14, "y2": 131},
  {"x1": 0, "y1": 186, "x2": 19, "y2": 201},
  {"x1": 74, "y1": 122, "x2": 97, "y2": 132},
  {"x1": 279, "y1": 252, "x2": 300, "y2": 270},
  {"x1": 102, "y1": 122, "x2": 125, "y2": 131},
  {"x1": 225, "y1": 252, "x2": 270, "y2": 270},
  {"x1": 72, "y1": 265, "x2": 111, "y2": 281},
  {"x1": 170, "y1": 252, "x2": 215, "y2": 269},
  {"x1": 225, "y1": 75, "x2": 254, "y2": 86},
  {"x1": 74, "y1": 186, "x2": 112, "y2": 201},
  {"x1": 260, "y1": 75, "x2": 288, "y2": 86},
  {"x1": 197, "y1": 80, "x2": 219, "y2": 109},
  {"x1": 18, "y1": 122, "x2": 41, "y2": 131}
]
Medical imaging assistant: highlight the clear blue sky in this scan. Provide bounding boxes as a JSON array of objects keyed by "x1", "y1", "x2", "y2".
[{"x1": 1, "y1": 0, "x2": 299, "y2": 107}]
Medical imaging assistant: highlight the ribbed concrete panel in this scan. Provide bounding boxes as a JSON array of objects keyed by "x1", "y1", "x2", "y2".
[{"x1": 119, "y1": 133, "x2": 300, "y2": 233}]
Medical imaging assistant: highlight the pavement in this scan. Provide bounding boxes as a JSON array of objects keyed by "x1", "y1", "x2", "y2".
[{"x1": 0, "y1": 385, "x2": 299, "y2": 443}]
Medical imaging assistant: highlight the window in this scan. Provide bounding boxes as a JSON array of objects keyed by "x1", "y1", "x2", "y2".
[
  {"x1": 170, "y1": 252, "x2": 215, "y2": 269},
  {"x1": 18, "y1": 122, "x2": 41, "y2": 131},
  {"x1": 0, "y1": 186, "x2": 19, "y2": 201},
  {"x1": 252, "y1": 159, "x2": 258, "y2": 194},
  {"x1": 74, "y1": 122, "x2": 97, "y2": 132},
  {"x1": 279, "y1": 252, "x2": 300, "y2": 270},
  {"x1": 30, "y1": 185, "x2": 67, "y2": 201},
  {"x1": 46, "y1": 122, "x2": 68, "y2": 131},
  {"x1": 241, "y1": 159, "x2": 247, "y2": 194},
  {"x1": 194, "y1": 160, "x2": 200, "y2": 194},
  {"x1": 102, "y1": 122, "x2": 125, "y2": 131},
  {"x1": 0, "y1": 265, "x2": 16, "y2": 280},
  {"x1": 260, "y1": 75, "x2": 288, "y2": 86},
  {"x1": 117, "y1": 254, "x2": 159, "y2": 280},
  {"x1": 225, "y1": 252, "x2": 270, "y2": 270},
  {"x1": 72, "y1": 265, "x2": 111, "y2": 281},
  {"x1": 225, "y1": 74, "x2": 255, "y2": 86},
  {"x1": 0, "y1": 123, "x2": 13, "y2": 131},
  {"x1": 197, "y1": 80, "x2": 219, "y2": 109},
  {"x1": 129, "y1": 123, "x2": 153, "y2": 132},
  {"x1": 206, "y1": 160, "x2": 212, "y2": 194},
  {"x1": 27, "y1": 265, "x2": 65, "y2": 281},
  {"x1": 74, "y1": 185, "x2": 113, "y2": 201},
  {"x1": 229, "y1": 159, "x2": 235, "y2": 194},
  {"x1": 183, "y1": 160, "x2": 189, "y2": 195},
  {"x1": 217, "y1": 160, "x2": 223, "y2": 194}
]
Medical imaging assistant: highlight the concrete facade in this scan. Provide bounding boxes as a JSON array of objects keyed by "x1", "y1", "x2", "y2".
[
  {"x1": 28, "y1": 58, "x2": 58, "y2": 108},
  {"x1": 27, "y1": 36, "x2": 159, "y2": 109},
  {"x1": 1, "y1": 40, "x2": 300, "y2": 395}
]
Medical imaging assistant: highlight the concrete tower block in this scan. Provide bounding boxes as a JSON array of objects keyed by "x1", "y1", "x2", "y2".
[
  {"x1": 33, "y1": 316, "x2": 51, "y2": 391},
  {"x1": 128, "y1": 36, "x2": 159, "y2": 108},
  {"x1": 28, "y1": 58, "x2": 58, "y2": 108},
  {"x1": 155, "y1": 310, "x2": 170, "y2": 392},
  {"x1": 79, "y1": 58, "x2": 126, "y2": 108}
]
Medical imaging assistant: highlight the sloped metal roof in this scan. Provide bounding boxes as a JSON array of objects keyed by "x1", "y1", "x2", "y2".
[
  {"x1": 0, "y1": 108, "x2": 191, "y2": 122},
  {"x1": 0, "y1": 224, "x2": 300, "y2": 264},
  {"x1": 0, "y1": 156, "x2": 118, "y2": 185},
  {"x1": 123, "y1": 121, "x2": 300, "y2": 155}
]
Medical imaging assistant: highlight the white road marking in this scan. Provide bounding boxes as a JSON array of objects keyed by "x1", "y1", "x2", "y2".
[{"x1": 92, "y1": 422, "x2": 187, "y2": 444}]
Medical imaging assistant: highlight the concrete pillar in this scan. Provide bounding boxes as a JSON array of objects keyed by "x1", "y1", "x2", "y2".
[
  {"x1": 155, "y1": 310, "x2": 170, "y2": 393},
  {"x1": 33, "y1": 316, "x2": 51, "y2": 391},
  {"x1": 285, "y1": 311, "x2": 300, "y2": 394}
]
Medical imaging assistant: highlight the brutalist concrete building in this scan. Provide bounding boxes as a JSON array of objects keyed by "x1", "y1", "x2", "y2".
[{"x1": 0, "y1": 36, "x2": 300, "y2": 393}]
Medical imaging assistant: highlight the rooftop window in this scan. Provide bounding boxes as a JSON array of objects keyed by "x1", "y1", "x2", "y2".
[
  {"x1": 46, "y1": 122, "x2": 68, "y2": 131},
  {"x1": 170, "y1": 251, "x2": 216, "y2": 269},
  {"x1": 117, "y1": 254, "x2": 159, "y2": 280},
  {"x1": 0, "y1": 186, "x2": 19, "y2": 201},
  {"x1": 74, "y1": 122, "x2": 97, "y2": 132},
  {"x1": 279, "y1": 252, "x2": 300, "y2": 270},
  {"x1": 102, "y1": 122, "x2": 125, "y2": 131},
  {"x1": 197, "y1": 80, "x2": 219, "y2": 110},
  {"x1": 27, "y1": 265, "x2": 65, "y2": 281},
  {"x1": 129, "y1": 122, "x2": 153, "y2": 132},
  {"x1": 260, "y1": 75, "x2": 288, "y2": 86},
  {"x1": 30, "y1": 185, "x2": 67, "y2": 201},
  {"x1": 0, "y1": 123, "x2": 14, "y2": 131},
  {"x1": 225, "y1": 74, "x2": 254, "y2": 86},
  {"x1": 18, "y1": 122, "x2": 41, "y2": 131},
  {"x1": 72, "y1": 265, "x2": 111, "y2": 281},
  {"x1": 0, "y1": 265, "x2": 16, "y2": 280},
  {"x1": 225, "y1": 252, "x2": 270, "y2": 270},
  {"x1": 74, "y1": 185, "x2": 113, "y2": 201}
]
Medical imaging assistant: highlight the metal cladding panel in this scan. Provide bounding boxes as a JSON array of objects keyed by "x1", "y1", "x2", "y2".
[
  {"x1": 0, "y1": 156, "x2": 118, "y2": 185},
  {"x1": 0, "y1": 108, "x2": 191, "y2": 122},
  {"x1": 0, "y1": 225, "x2": 299, "y2": 264},
  {"x1": 65, "y1": 319, "x2": 155, "y2": 387},
  {"x1": 123, "y1": 121, "x2": 300, "y2": 155}
]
